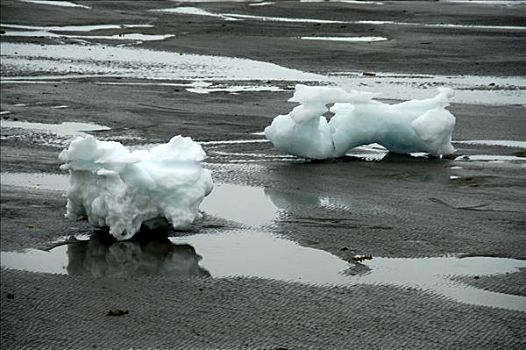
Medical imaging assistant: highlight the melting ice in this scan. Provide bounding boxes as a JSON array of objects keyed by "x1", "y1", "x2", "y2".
[
  {"x1": 59, "y1": 135, "x2": 213, "y2": 240},
  {"x1": 265, "y1": 84, "x2": 456, "y2": 159}
]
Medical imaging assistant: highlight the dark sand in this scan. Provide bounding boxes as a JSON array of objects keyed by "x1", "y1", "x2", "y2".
[{"x1": 1, "y1": 1, "x2": 525, "y2": 349}]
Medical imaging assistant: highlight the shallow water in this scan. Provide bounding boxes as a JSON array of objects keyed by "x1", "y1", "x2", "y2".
[
  {"x1": 0, "y1": 172, "x2": 68, "y2": 191},
  {"x1": 1, "y1": 42, "x2": 322, "y2": 82},
  {"x1": 2, "y1": 230, "x2": 525, "y2": 311},
  {"x1": 2, "y1": 30, "x2": 174, "y2": 42},
  {"x1": 0, "y1": 120, "x2": 110, "y2": 136},
  {"x1": 2, "y1": 42, "x2": 523, "y2": 105},
  {"x1": 17, "y1": 0, "x2": 91, "y2": 9},
  {"x1": 201, "y1": 183, "x2": 279, "y2": 226},
  {"x1": 186, "y1": 85, "x2": 283, "y2": 94},
  {"x1": 455, "y1": 155, "x2": 526, "y2": 163},
  {"x1": 0, "y1": 174, "x2": 295, "y2": 225},
  {"x1": 1, "y1": 235, "x2": 209, "y2": 278},
  {"x1": 301, "y1": 36, "x2": 388, "y2": 42},
  {"x1": 330, "y1": 72, "x2": 526, "y2": 105},
  {"x1": 153, "y1": 7, "x2": 526, "y2": 31},
  {"x1": 1, "y1": 23, "x2": 153, "y2": 32},
  {"x1": 453, "y1": 140, "x2": 526, "y2": 149}
]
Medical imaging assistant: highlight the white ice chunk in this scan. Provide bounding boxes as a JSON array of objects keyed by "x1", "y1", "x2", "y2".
[
  {"x1": 59, "y1": 135, "x2": 213, "y2": 240},
  {"x1": 265, "y1": 85, "x2": 456, "y2": 159}
]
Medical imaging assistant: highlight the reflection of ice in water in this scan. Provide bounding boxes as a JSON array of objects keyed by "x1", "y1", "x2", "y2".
[
  {"x1": 2, "y1": 230, "x2": 525, "y2": 311},
  {"x1": 1, "y1": 235, "x2": 209, "y2": 278},
  {"x1": 201, "y1": 184, "x2": 332, "y2": 226}
]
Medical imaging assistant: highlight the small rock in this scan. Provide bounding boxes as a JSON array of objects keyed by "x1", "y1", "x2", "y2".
[
  {"x1": 6, "y1": 293, "x2": 15, "y2": 299},
  {"x1": 488, "y1": 82, "x2": 496, "y2": 86},
  {"x1": 474, "y1": 275, "x2": 480, "y2": 280},
  {"x1": 106, "y1": 309, "x2": 129, "y2": 316},
  {"x1": 27, "y1": 224, "x2": 34, "y2": 229},
  {"x1": 340, "y1": 247, "x2": 349, "y2": 251},
  {"x1": 351, "y1": 254, "x2": 373, "y2": 263},
  {"x1": 362, "y1": 71, "x2": 376, "y2": 77}
]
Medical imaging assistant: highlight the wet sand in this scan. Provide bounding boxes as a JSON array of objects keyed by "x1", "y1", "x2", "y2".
[{"x1": 1, "y1": 1, "x2": 526, "y2": 349}]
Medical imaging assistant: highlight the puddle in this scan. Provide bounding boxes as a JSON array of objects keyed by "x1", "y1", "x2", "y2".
[
  {"x1": 200, "y1": 183, "x2": 279, "y2": 226},
  {"x1": 354, "y1": 20, "x2": 526, "y2": 31},
  {"x1": 95, "y1": 81, "x2": 190, "y2": 87},
  {"x1": 301, "y1": 36, "x2": 388, "y2": 42},
  {"x1": 199, "y1": 139, "x2": 269, "y2": 145},
  {"x1": 300, "y1": 0, "x2": 383, "y2": 3},
  {"x1": 186, "y1": 85, "x2": 283, "y2": 94},
  {"x1": 2, "y1": 30, "x2": 174, "y2": 42},
  {"x1": 1, "y1": 42, "x2": 323, "y2": 82},
  {"x1": 151, "y1": 7, "x2": 240, "y2": 21},
  {"x1": 2, "y1": 42, "x2": 523, "y2": 105},
  {"x1": 453, "y1": 140, "x2": 526, "y2": 149},
  {"x1": 0, "y1": 174, "x2": 302, "y2": 225},
  {"x1": 151, "y1": 7, "x2": 345, "y2": 23},
  {"x1": 442, "y1": 0, "x2": 526, "y2": 5},
  {"x1": 330, "y1": 72, "x2": 525, "y2": 105},
  {"x1": 455, "y1": 155, "x2": 526, "y2": 163},
  {"x1": 211, "y1": 12, "x2": 347, "y2": 24},
  {"x1": 249, "y1": 1, "x2": 275, "y2": 6},
  {"x1": 17, "y1": 0, "x2": 91, "y2": 9},
  {"x1": 211, "y1": 151, "x2": 296, "y2": 159},
  {"x1": 1, "y1": 173, "x2": 68, "y2": 191},
  {"x1": 1, "y1": 22, "x2": 171, "y2": 42},
  {"x1": 1, "y1": 23, "x2": 154, "y2": 32},
  {"x1": 2, "y1": 230, "x2": 525, "y2": 311},
  {"x1": 151, "y1": 7, "x2": 526, "y2": 31},
  {"x1": 1, "y1": 235, "x2": 209, "y2": 278},
  {"x1": 0, "y1": 120, "x2": 110, "y2": 136}
]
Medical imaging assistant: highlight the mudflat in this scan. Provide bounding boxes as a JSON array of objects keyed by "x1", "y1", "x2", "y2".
[{"x1": 1, "y1": 1, "x2": 525, "y2": 349}]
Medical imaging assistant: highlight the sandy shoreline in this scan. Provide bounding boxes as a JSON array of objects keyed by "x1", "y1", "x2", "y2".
[{"x1": 1, "y1": 1, "x2": 525, "y2": 349}]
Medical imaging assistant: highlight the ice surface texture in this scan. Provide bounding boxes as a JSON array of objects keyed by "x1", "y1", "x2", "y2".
[
  {"x1": 265, "y1": 85, "x2": 456, "y2": 159},
  {"x1": 59, "y1": 135, "x2": 213, "y2": 240}
]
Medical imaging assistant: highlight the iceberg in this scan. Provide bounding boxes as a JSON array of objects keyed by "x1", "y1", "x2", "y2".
[
  {"x1": 59, "y1": 135, "x2": 213, "y2": 240},
  {"x1": 265, "y1": 85, "x2": 456, "y2": 159}
]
